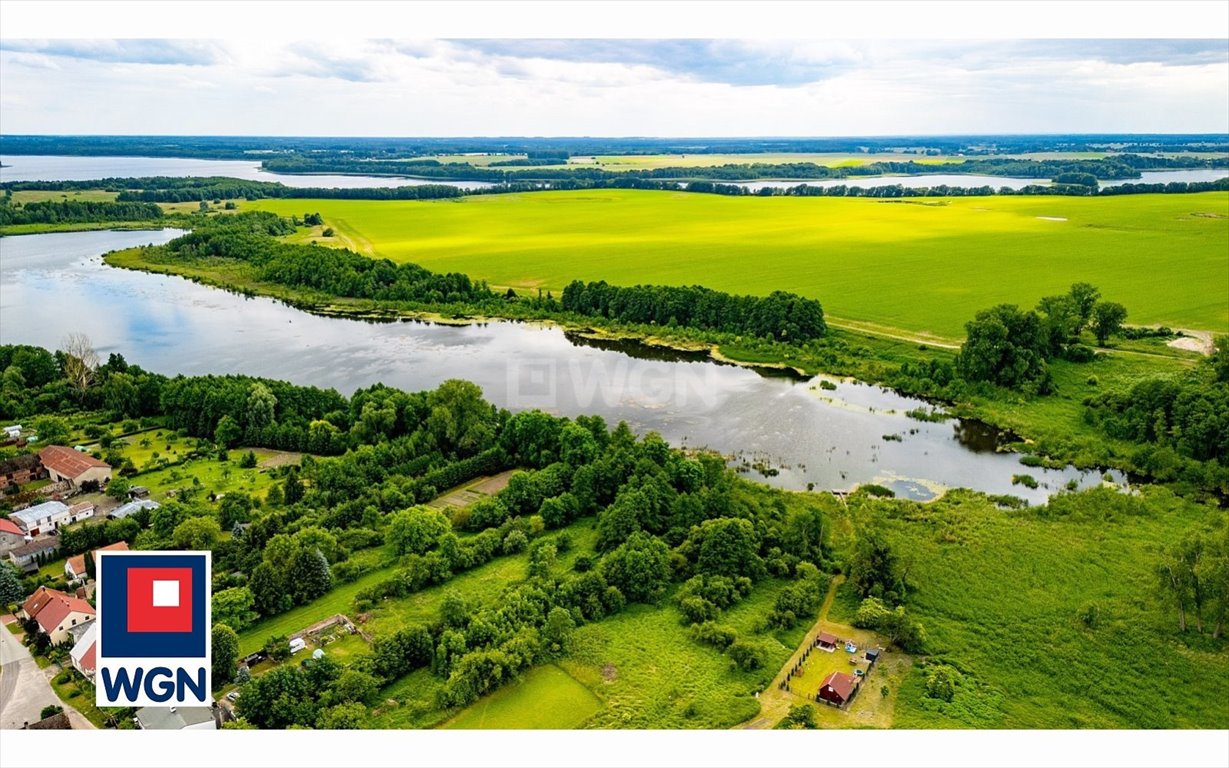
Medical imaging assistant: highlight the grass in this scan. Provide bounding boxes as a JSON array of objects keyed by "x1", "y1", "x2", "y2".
[
  {"x1": 248, "y1": 190, "x2": 1229, "y2": 337},
  {"x1": 443, "y1": 664, "x2": 601, "y2": 729},
  {"x1": 558, "y1": 576, "x2": 806, "y2": 729},
  {"x1": 831, "y1": 488, "x2": 1229, "y2": 729},
  {"x1": 49, "y1": 674, "x2": 113, "y2": 728},
  {"x1": 130, "y1": 452, "x2": 280, "y2": 503}
]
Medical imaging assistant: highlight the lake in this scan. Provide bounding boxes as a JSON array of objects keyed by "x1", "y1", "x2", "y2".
[
  {"x1": 0, "y1": 229, "x2": 1127, "y2": 503},
  {"x1": 737, "y1": 169, "x2": 1227, "y2": 191},
  {"x1": 0, "y1": 155, "x2": 495, "y2": 190}
]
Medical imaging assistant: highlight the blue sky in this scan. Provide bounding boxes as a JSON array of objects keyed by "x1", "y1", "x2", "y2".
[{"x1": 1, "y1": 38, "x2": 1226, "y2": 135}]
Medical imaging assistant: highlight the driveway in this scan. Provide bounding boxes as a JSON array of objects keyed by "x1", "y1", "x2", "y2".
[{"x1": 0, "y1": 624, "x2": 95, "y2": 729}]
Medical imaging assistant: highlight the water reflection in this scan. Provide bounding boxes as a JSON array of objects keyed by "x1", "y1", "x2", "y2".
[{"x1": 0, "y1": 229, "x2": 1129, "y2": 503}]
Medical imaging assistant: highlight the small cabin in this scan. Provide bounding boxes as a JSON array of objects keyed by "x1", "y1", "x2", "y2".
[
  {"x1": 866, "y1": 648, "x2": 881, "y2": 665},
  {"x1": 817, "y1": 632, "x2": 838, "y2": 651},
  {"x1": 818, "y1": 671, "x2": 857, "y2": 708}
]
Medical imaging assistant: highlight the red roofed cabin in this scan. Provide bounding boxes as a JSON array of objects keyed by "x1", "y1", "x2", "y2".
[
  {"x1": 38, "y1": 446, "x2": 111, "y2": 490},
  {"x1": 818, "y1": 671, "x2": 858, "y2": 708},
  {"x1": 817, "y1": 631, "x2": 838, "y2": 651}
]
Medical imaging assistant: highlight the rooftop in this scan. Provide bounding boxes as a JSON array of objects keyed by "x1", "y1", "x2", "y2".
[
  {"x1": 135, "y1": 706, "x2": 216, "y2": 730},
  {"x1": 9, "y1": 500, "x2": 69, "y2": 527},
  {"x1": 10, "y1": 538, "x2": 59, "y2": 558},
  {"x1": 39, "y1": 445, "x2": 110, "y2": 479},
  {"x1": 110, "y1": 499, "x2": 161, "y2": 519}
]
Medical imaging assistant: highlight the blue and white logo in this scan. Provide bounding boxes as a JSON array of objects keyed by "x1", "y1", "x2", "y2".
[{"x1": 96, "y1": 551, "x2": 212, "y2": 707}]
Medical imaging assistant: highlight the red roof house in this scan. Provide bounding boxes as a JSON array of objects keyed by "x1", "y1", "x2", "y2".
[
  {"x1": 21, "y1": 586, "x2": 95, "y2": 644},
  {"x1": 65, "y1": 540, "x2": 128, "y2": 582},
  {"x1": 818, "y1": 671, "x2": 858, "y2": 707},
  {"x1": 817, "y1": 631, "x2": 838, "y2": 650}
]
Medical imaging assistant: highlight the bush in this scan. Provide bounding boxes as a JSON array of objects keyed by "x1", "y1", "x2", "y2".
[
  {"x1": 726, "y1": 639, "x2": 768, "y2": 671},
  {"x1": 689, "y1": 621, "x2": 737, "y2": 650},
  {"x1": 924, "y1": 664, "x2": 961, "y2": 702},
  {"x1": 39, "y1": 704, "x2": 63, "y2": 720},
  {"x1": 1011, "y1": 474, "x2": 1039, "y2": 489}
]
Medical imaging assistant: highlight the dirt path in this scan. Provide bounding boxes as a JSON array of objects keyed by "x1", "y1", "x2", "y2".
[
  {"x1": 825, "y1": 319, "x2": 962, "y2": 350},
  {"x1": 737, "y1": 575, "x2": 845, "y2": 730}
]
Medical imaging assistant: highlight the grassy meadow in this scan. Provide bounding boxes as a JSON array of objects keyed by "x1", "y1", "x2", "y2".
[
  {"x1": 828, "y1": 488, "x2": 1229, "y2": 729},
  {"x1": 443, "y1": 665, "x2": 601, "y2": 729},
  {"x1": 249, "y1": 190, "x2": 1229, "y2": 338}
]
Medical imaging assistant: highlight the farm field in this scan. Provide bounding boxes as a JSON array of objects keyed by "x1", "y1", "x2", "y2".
[{"x1": 249, "y1": 190, "x2": 1229, "y2": 338}]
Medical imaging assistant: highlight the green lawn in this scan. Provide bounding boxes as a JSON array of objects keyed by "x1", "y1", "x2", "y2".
[
  {"x1": 443, "y1": 664, "x2": 601, "y2": 729},
  {"x1": 249, "y1": 190, "x2": 1229, "y2": 338}
]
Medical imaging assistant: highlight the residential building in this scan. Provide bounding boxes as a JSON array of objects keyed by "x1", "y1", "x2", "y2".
[
  {"x1": 67, "y1": 501, "x2": 96, "y2": 523},
  {"x1": 818, "y1": 671, "x2": 858, "y2": 707},
  {"x1": 8, "y1": 538, "x2": 58, "y2": 573},
  {"x1": 135, "y1": 706, "x2": 218, "y2": 730},
  {"x1": 0, "y1": 518, "x2": 25, "y2": 556},
  {"x1": 38, "y1": 445, "x2": 111, "y2": 489},
  {"x1": 9, "y1": 500, "x2": 70, "y2": 535},
  {"x1": 65, "y1": 540, "x2": 129, "y2": 582},
  {"x1": 69, "y1": 621, "x2": 97, "y2": 681},
  {"x1": 21, "y1": 586, "x2": 95, "y2": 644}
]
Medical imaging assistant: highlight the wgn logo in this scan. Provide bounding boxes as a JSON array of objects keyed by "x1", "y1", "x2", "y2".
[{"x1": 96, "y1": 551, "x2": 212, "y2": 707}]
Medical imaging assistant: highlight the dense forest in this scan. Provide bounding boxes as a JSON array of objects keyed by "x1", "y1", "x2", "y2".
[{"x1": 0, "y1": 197, "x2": 163, "y2": 225}]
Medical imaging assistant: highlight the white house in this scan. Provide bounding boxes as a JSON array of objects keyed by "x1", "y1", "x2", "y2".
[
  {"x1": 67, "y1": 501, "x2": 96, "y2": 523},
  {"x1": 69, "y1": 621, "x2": 97, "y2": 682},
  {"x1": 9, "y1": 500, "x2": 70, "y2": 535}
]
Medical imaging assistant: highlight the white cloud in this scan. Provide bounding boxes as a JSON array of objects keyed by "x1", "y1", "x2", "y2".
[{"x1": 0, "y1": 38, "x2": 1225, "y2": 135}]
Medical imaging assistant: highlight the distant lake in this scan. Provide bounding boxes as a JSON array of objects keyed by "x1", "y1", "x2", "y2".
[
  {"x1": 1099, "y1": 169, "x2": 1229, "y2": 187},
  {"x1": 0, "y1": 228, "x2": 1129, "y2": 503},
  {"x1": 736, "y1": 174, "x2": 1049, "y2": 191},
  {"x1": 737, "y1": 169, "x2": 1227, "y2": 192},
  {"x1": 0, "y1": 155, "x2": 495, "y2": 190}
]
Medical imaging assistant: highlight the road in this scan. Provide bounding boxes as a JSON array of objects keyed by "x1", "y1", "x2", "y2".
[{"x1": 0, "y1": 622, "x2": 95, "y2": 729}]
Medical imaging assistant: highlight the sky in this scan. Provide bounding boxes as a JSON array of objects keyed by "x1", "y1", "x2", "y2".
[{"x1": 0, "y1": 38, "x2": 1227, "y2": 136}]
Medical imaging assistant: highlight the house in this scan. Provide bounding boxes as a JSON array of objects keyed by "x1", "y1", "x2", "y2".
[
  {"x1": 23, "y1": 712, "x2": 71, "y2": 730},
  {"x1": 865, "y1": 648, "x2": 881, "y2": 665},
  {"x1": 109, "y1": 499, "x2": 160, "y2": 520},
  {"x1": 0, "y1": 518, "x2": 25, "y2": 556},
  {"x1": 817, "y1": 631, "x2": 838, "y2": 651},
  {"x1": 0, "y1": 453, "x2": 44, "y2": 487},
  {"x1": 68, "y1": 501, "x2": 96, "y2": 523},
  {"x1": 8, "y1": 538, "x2": 59, "y2": 573},
  {"x1": 21, "y1": 586, "x2": 95, "y2": 644},
  {"x1": 65, "y1": 540, "x2": 130, "y2": 582},
  {"x1": 9, "y1": 500, "x2": 70, "y2": 535},
  {"x1": 128, "y1": 485, "x2": 151, "y2": 500},
  {"x1": 818, "y1": 671, "x2": 858, "y2": 708},
  {"x1": 135, "y1": 706, "x2": 217, "y2": 730},
  {"x1": 38, "y1": 445, "x2": 111, "y2": 489},
  {"x1": 69, "y1": 621, "x2": 97, "y2": 681}
]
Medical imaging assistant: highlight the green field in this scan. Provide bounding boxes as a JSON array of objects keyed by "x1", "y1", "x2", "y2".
[
  {"x1": 249, "y1": 190, "x2": 1229, "y2": 337},
  {"x1": 444, "y1": 665, "x2": 601, "y2": 729},
  {"x1": 827, "y1": 488, "x2": 1229, "y2": 729}
]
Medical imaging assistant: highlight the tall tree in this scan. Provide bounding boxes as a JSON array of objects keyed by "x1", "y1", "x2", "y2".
[
  {"x1": 211, "y1": 623, "x2": 240, "y2": 686},
  {"x1": 1091, "y1": 302, "x2": 1128, "y2": 346},
  {"x1": 61, "y1": 332, "x2": 100, "y2": 400}
]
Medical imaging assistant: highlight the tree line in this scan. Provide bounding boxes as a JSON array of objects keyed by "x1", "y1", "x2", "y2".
[{"x1": 0, "y1": 197, "x2": 163, "y2": 225}]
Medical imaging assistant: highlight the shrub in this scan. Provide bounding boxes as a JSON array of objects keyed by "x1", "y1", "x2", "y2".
[{"x1": 689, "y1": 621, "x2": 737, "y2": 650}]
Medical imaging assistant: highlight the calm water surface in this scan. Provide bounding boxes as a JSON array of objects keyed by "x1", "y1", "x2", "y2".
[
  {"x1": 0, "y1": 229, "x2": 1127, "y2": 503},
  {"x1": 0, "y1": 155, "x2": 494, "y2": 190}
]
